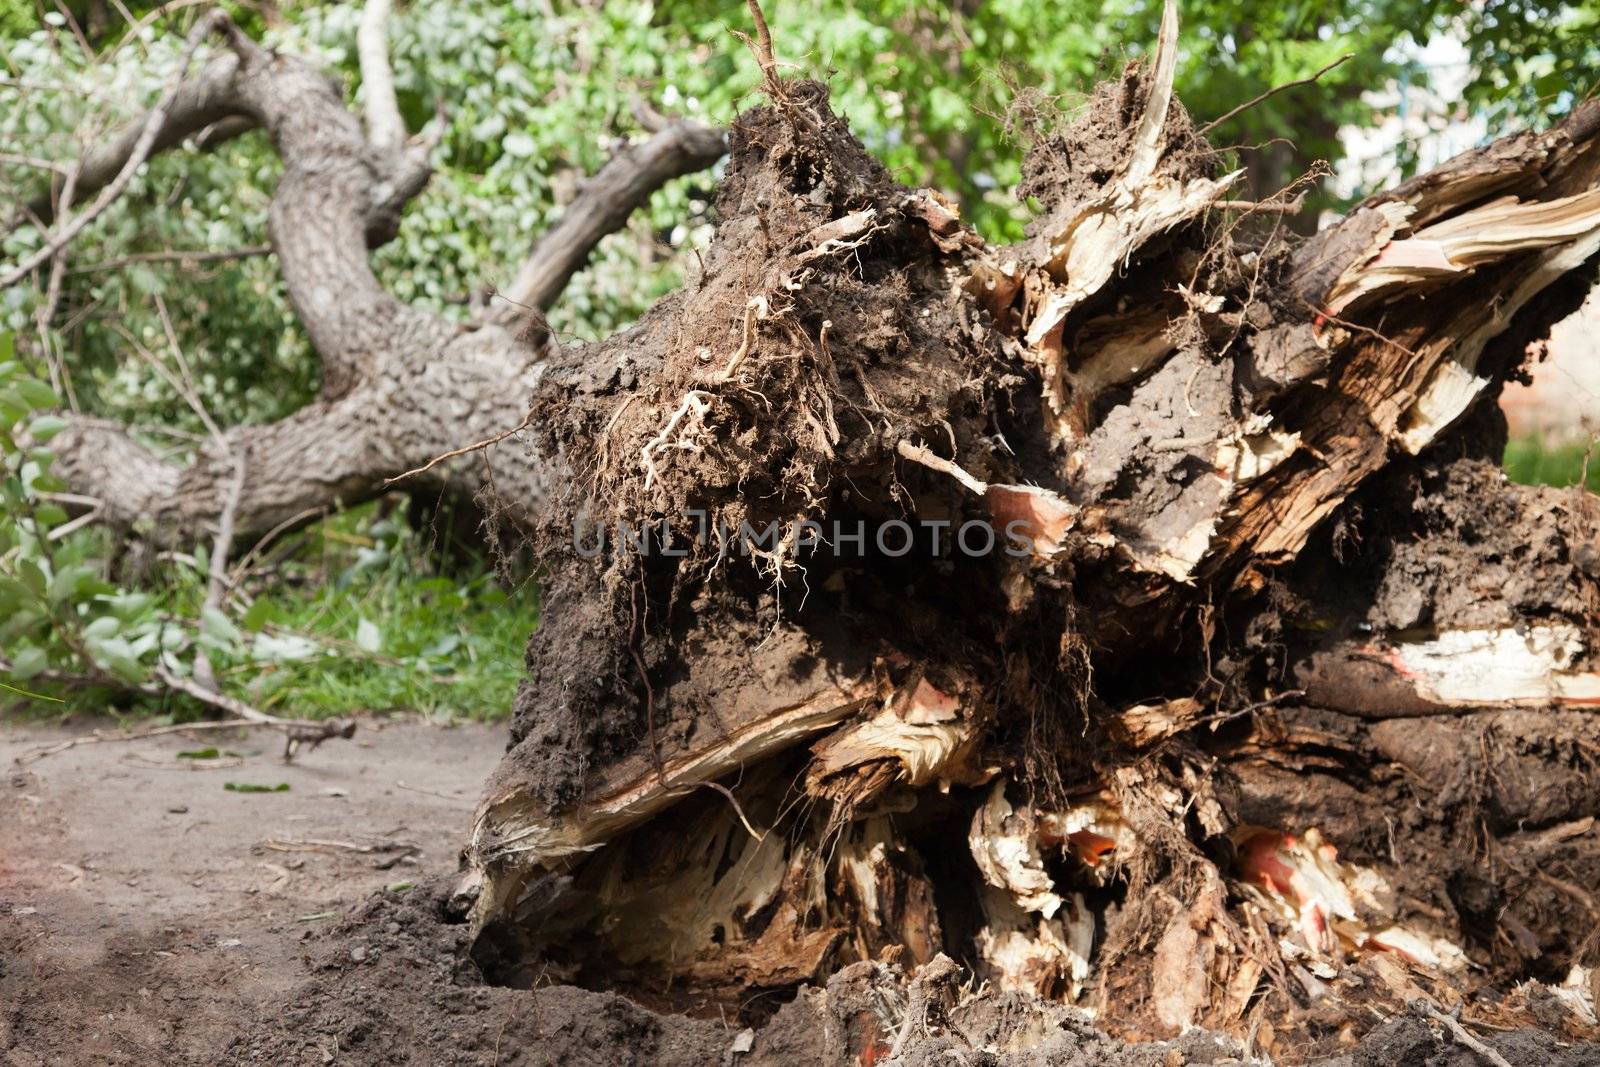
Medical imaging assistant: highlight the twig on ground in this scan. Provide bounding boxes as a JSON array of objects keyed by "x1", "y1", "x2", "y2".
[
  {"x1": 154, "y1": 665, "x2": 286, "y2": 726},
  {"x1": 264, "y1": 836, "x2": 416, "y2": 855},
  {"x1": 264, "y1": 837, "x2": 375, "y2": 854},
  {"x1": 153, "y1": 666, "x2": 356, "y2": 760},
  {"x1": 13, "y1": 719, "x2": 291, "y2": 765},
  {"x1": 1410, "y1": 1000, "x2": 1514, "y2": 1067},
  {"x1": 394, "y1": 778, "x2": 461, "y2": 800}
]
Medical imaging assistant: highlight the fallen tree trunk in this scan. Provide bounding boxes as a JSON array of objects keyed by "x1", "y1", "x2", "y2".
[
  {"x1": 21, "y1": 6, "x2": 725, "y2": 548},
  {"x1": 461, "y1": 5, "x2": 1600, "y2": 1060}
]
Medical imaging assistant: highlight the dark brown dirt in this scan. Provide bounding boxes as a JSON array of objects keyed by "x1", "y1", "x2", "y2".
[
  {"x1": 1286, "y1": 455, "x2": 1600, "y2": 635},
  {"x1": 501, "y1": 76, "x2": 1041, "y2": 820}
]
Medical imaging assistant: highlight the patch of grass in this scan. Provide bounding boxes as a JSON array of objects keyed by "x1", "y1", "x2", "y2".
[
  {"x1": 1503, "y1": 437, "x2": 1599, "y2": 491},
  {"x1": 2, "y1": 499, "x2": 537, "y2": 722},
  {"x1": 216, "y1": 505, "x2": 539, "y2": 722}
]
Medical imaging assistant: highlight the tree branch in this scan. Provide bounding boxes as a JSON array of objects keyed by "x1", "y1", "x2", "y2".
[
  {"x1": 69, "y1": 243, "x2": 273, "y2": 273},
  {"x1": 14, "y1": 61, "x2": 254, "y2": 233},
  {"x1": 1196, "y1": 53, "x2": 1354, "y2": 137},
  {"x1": 492, "y1": 118, "x2": 726, "y2": 319},
  {"x1": 357, "y1": 0, "x2": 406, "y2": 156},
  {"x1": 48, "y1": 338, "x2": 544, "y2": 547}
]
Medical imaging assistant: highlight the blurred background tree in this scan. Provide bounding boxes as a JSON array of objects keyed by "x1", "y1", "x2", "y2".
[{"x1": 1, "y1": 0, "x2": 1595, "y2": 717}]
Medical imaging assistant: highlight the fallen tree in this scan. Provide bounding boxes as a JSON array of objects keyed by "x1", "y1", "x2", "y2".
[
  {"x1": 458, "y1": 4, "x2": 1600, "y2": 1061},
  {"x1": 13, "y1": 2, "x2": 1600, "y2": 1062},
  {"x1": 13, "y1": 4, "x2": 725, "y2": 546}
]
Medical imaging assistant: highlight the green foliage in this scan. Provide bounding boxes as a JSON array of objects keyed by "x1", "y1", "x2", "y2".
[
  {"x1": 1504, "y1": 436, "x2": 1600, "y2": 492},
  {"x1": 1457, "y1": 2, "x2": 1600, "y2": 129},
  {"x1": 0, "y1": 338, "x2": 537, "y2": 718},
  {"x1": 223, "y1": 509, "x2": 540, "y2": 721},
  {"x1": 0, "y1": 343, "x2": 166, "y2": 694}
]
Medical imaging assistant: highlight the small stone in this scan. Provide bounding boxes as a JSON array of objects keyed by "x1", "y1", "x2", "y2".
[
  {"x1": 168, "y1": 805, "x2": 188, "y2": 814},
  {"x1": 350, "y1": 944, "x2": 369, "y2": 963}
]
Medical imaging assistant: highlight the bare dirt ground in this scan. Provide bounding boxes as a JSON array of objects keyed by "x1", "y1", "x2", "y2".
[{"x1": 0, "y1": 715, "x2": 499, "y2": 1065}]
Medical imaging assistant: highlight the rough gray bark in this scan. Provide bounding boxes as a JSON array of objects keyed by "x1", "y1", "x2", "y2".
[{"x1": 32, "y1": 11, "x2": 725, "y2": 547}]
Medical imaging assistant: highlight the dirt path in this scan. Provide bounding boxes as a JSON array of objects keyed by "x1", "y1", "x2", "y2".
[{"x1": 0, "y1": 715, "x2": 500, "y2": 1065}]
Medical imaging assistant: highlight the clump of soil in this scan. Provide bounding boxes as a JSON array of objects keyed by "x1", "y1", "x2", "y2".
[
  {"x1": 223, "y1": 876, "x2": 733, "y2": 1066},
  {"x1": 496, "y1": 77, "x2": 1044, "y2": 819},
  {"x1": 228, "y1": 880, "x2": 1600, "y2": 1066}
]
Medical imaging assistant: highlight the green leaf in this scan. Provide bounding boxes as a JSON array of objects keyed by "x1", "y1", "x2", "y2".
[
  {"x1": 0, "y1": 576, "x2": 29, "y2": 611},
  {"x1": 177, "y1": 747, "x2": 220, "y2": 759},
  {"x1": 422, "y1": 632, "x2": 461, "y2": 658},
  {"x1": 14, "y1": 380, "x2": 58, "y2": 410},
  {"x1": 0, "y1": 391, "x2": 28, "y2": 430},
  {"x1": 201, "y1": 606, "x2": 243, "y2": 647},
  {"x1": 15, "y1": 559, "x2": 46, "y2": 598},
  {"x1": 32, "y1": 503, "x2": 67, "y2": 529},
  {"x1": 106, "y1": 592, "x2": 156, "y2": 621},
  {"x1": 251, "y1": 631, "x2": 319, "y2": 662},
  {"x1": 355, "y1": 616, "x2": 382, "y2": 654},
  {"x1": 225, "y1": 782, "x2": 291, "y2": 793},
  {"x1": 83, "y1": 615, "x2": 122, "y2": 640},
  {"x1": 28, "y1": 414, "x2": 66, "y2": 442},
  {"x1": 240, "y1": 598, "x2": 276, "y2": 632},
  {"x1": 47, "y1": 563, "x2": 97, "y2": 607},
  {"x1": 9, "y1": 644, "x2": 48, "y2": 680}
]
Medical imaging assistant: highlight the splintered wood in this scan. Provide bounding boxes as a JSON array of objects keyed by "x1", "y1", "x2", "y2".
[{"x1": 466, "y1": 0, "x2": 1600, "y2": 1054}]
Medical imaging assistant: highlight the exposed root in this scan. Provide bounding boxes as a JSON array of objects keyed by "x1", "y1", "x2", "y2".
[{"x1": 639, "y1": 388, "x2": 714, "y2": 491}]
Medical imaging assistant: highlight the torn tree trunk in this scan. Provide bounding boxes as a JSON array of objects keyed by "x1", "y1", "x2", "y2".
[
  {"x1": 462, "y1": 6, "x2": 1600, "y2": 1060},
  {"x1": 19, "y1": 8, "x2": 725, "y2": 548}
]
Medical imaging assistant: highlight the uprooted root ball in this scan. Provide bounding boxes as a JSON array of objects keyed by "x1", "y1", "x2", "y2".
[{"x1": 465, "y1": 23, "x2": 1600, "y2": 1062}]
